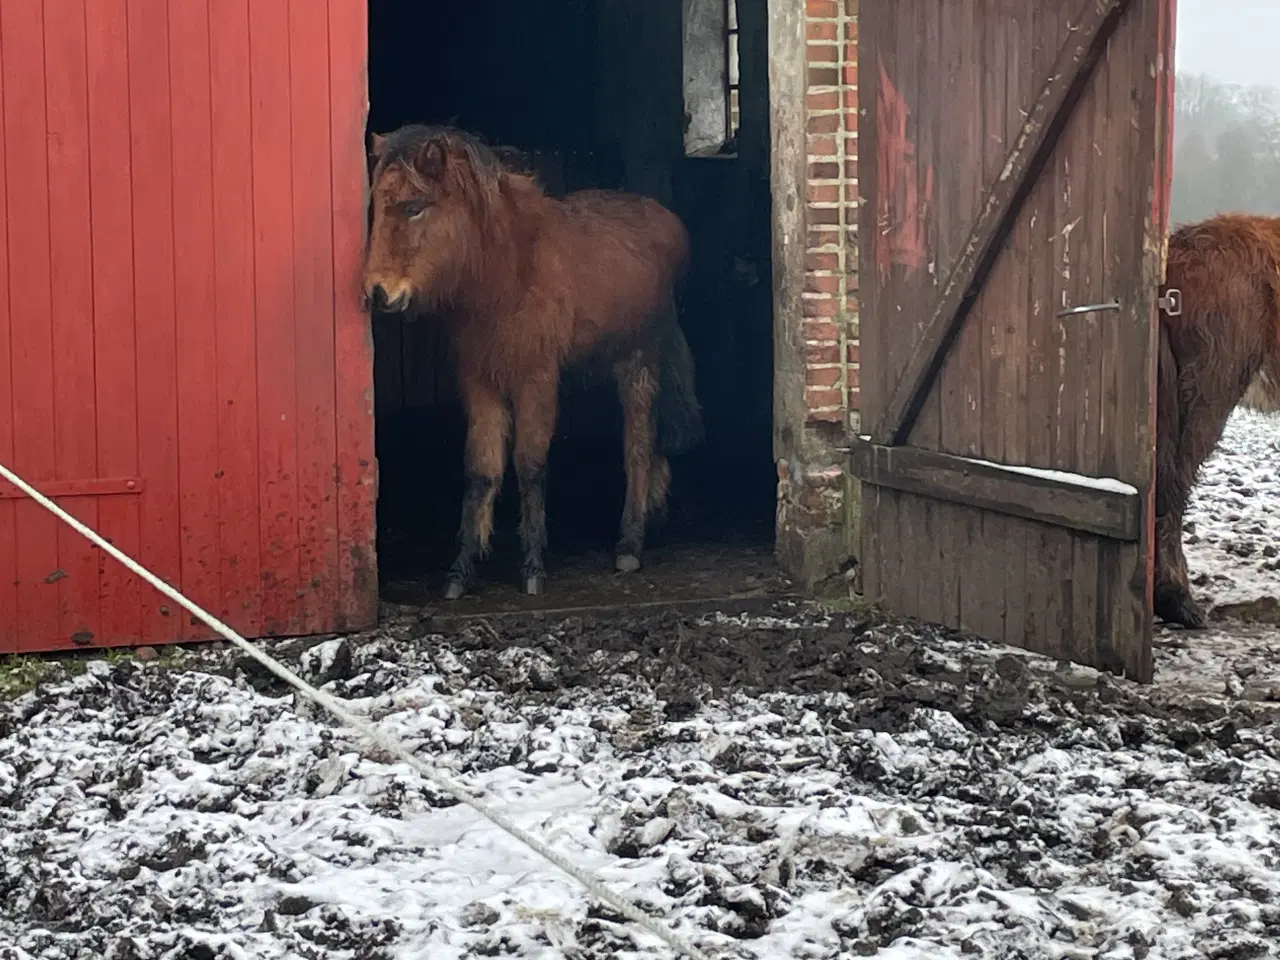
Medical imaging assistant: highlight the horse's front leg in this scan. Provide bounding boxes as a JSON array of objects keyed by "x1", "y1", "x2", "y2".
[
  {"x1": 512, "y1": 374, "x2": 559, "y2": 596},
  {"x1": 444, "y1": 379, "x2": 510, "y2": 600}
]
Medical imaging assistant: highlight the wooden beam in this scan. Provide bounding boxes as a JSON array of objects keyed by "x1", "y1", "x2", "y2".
[
  {"x1": 871, "y1": 0, "x2": 1132, "y2": 445},
  {"x1": 849, "y1": 438, "x2": 1142, "y2": 541}
]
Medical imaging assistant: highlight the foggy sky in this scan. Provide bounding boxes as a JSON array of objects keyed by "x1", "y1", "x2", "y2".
[{"x1": 1176, "y1": 0, "x2": 1280, "y2": 89}]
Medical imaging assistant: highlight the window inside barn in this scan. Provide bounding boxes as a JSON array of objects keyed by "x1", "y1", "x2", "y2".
[{"x1": 683, "y1": 0, "x2": 741, "y2": 156}]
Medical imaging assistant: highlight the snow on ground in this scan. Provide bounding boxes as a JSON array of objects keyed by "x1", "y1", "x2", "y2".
[
  {"x1": 5, "y1": 605, "x2": 1280, "y2": 960},
  {"x1": 1182, "y1": 408, "x2": 1280, "y2": 619},
  {"x1": 0, "y1": 412, "x2": 1277, "y2": 960}
]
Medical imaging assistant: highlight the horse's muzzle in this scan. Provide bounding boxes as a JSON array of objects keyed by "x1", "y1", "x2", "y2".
[{"x1": 366, "y1": 282, "x2": 410, "y2": 314}]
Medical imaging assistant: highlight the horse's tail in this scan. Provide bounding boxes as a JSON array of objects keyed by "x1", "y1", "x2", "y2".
[
  {"x1": 1241, "y1": 366, "x2": 1280, "y2": 413},
  {"x1": 1240, "y1": 304, "x2": 1280, "y2": 413},
  {"x1": 654, "y1": 306, "x2": 705, "y2": 456}
]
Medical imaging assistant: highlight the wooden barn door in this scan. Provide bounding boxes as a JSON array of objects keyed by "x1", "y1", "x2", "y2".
[
  {"x1": 0, "y1": 0, "x2": 376, "y2": 653},
  {"x1": 853, "y1": 0, "x2": 1176, "y2": 682}
]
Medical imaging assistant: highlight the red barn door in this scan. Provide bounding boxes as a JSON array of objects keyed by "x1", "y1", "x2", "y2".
[{"x1": 0, "y1": 0, "x2": 376, "y2": 652}]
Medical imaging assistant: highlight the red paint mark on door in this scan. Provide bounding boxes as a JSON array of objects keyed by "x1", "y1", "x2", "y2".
[{"x1": 875, "y1": 57, "x2": 934, "y2": 280}]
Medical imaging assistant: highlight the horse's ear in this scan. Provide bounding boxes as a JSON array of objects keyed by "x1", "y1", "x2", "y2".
[
  {"x1": 369, "y1": 132, "x2": 388, "y2": 159},
  {"x1": 413, "y1": 140, "x2": 447, "y2": 180}
]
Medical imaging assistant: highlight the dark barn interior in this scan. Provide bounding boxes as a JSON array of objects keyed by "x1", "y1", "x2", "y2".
[{"x1": 367, "y1": 0, "x2": 780, "y2": 609}]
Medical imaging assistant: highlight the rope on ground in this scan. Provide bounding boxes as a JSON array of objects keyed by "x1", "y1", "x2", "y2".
[{"x1": 0, "y1": 460, "x2": 716, "y2": 960}]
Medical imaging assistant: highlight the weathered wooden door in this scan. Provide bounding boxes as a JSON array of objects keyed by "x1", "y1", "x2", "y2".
[
  {"x1": 853, "y1": 0, "x2": 1176, "y2": 682},
  {"x1": 0, "y1": 0, "x2": 377, "y2": 652}
]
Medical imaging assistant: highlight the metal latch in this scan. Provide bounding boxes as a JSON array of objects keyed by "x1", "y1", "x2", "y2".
[
  {"x1": 1158, "y1": 288, "x2": 1182, "y2": 316},
  {"x1": 1057, "y1": 300, "x2": 1120, "y2": 318}
]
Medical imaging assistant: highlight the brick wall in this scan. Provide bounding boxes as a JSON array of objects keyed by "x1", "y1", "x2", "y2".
[
  {"x1": 773, "y1": 0, "x2": 858, "y2": 587},
  {"x1": 804, "y1": 0, "x2": 859, "y2": 435}
]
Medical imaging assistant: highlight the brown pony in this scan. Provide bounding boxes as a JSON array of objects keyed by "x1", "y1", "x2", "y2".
[
  {"x1": 1155, "y1": 212, "x2": 1280, "y2": 628},
  {"x1": 362, "y1": 125, "x2": 704, "y2": 600}
]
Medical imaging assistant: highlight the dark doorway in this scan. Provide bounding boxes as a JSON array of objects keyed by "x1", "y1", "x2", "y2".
[{"x1": 367, "y1": 0, "x2": 779, "y2": 610}]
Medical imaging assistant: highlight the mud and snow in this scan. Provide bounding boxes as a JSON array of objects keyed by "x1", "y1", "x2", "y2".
[
  {"x1": 0, "y1": 412, "x2": 1277, "y2": 960},
  {"x1": 1182, "y1": 408, "x2": 1280, "y2": 621},
  {"x1": 4, "y1": 604, "x2": 1280, "y2": 960}
]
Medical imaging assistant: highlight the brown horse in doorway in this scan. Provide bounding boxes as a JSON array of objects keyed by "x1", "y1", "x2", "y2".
[
  {"x1": 1155, "y1": 212, "x2": 1280, "y2": 628},
  {"x1": 362, "y1": 125, "x2": 704, "y2": 599}
]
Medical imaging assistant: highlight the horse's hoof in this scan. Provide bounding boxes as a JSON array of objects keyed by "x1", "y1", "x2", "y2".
[
  {"x1": 615, "y1": 553, "x2": 642, "y2": 573},
  {"x1": 1155, "y1": 590, "x2": 1208, "y2": 629},
  {"x1": 523, "y1": 575, "x2": 546, "y2": 596},
  {"x1": 443, "y1": 579, "x2": 468, "y2": 601}
]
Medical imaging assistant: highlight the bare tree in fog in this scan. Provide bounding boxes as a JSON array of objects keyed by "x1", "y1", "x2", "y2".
[{"x1": 1173, "y1": 72, "x2": 1280, "y2": 224}]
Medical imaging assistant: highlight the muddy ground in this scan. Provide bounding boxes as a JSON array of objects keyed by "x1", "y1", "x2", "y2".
[{"x1": 4, "y1": 599, "x2": 1280, "y2": 959}]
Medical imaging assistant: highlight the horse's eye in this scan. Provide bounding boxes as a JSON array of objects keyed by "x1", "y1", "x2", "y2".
[{"x1": 402, "y1": 198, "x2": 427, "y2": 220}]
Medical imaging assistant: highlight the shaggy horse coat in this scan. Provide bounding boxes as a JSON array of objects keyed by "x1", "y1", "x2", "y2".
[
  {"x1": 1155, "y1": 212, "x2": 1280, "y2": 628},
  {"x1": 362, "y1": 125, "x2": 703, "y2": 599}
]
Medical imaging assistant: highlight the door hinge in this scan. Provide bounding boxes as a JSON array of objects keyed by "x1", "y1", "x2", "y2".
[{"x1": 1157, "y1": 288, "x2": 1182, "y2": 316}]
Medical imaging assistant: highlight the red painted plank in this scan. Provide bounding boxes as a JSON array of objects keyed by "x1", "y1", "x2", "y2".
[
  {"x1": 127, "y1": 0, "x2": 182, "y2": 643},
  {"x1": 2, "y1": 0, "x2": 62, "y2": 651},
  {"x1": 86, "y1": 0, "x2": 143, "y2": 647},
  {"x1": 329, "y1": 0, "x2": 378, "y2": 630},
  {"x1": 209, "y1": 0, "x2": 262, "y2": 634},
  {"x1": 169, "y1": 0, "x2": 221, "y2": 640},
  {"x1": 290, "y1": 0, "x2": 341, "y2": 634},
  {"x1": 0, "y1": 7, "x2": 16, "y2": 654},
  {"x1": 45, "y1": 0, "x2": 103, "y2": 648},
  {"x1": 249, "y1": 0, "x2": 302, "y2": 636}
]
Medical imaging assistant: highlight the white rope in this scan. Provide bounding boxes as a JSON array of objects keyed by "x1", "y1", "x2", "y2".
[{"x1": 0, "y1": 460, "x2": 716, "y2": 960}]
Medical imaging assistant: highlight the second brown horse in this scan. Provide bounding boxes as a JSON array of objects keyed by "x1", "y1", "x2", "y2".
[
  {"x1": 1156, "y1": 212, "x2": 1280, "y2": 628},
  {"x1": 363, "y1": 125, "x2": 704, "y2": 599}
]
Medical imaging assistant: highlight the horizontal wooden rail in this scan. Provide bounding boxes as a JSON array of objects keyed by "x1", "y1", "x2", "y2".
[{"x1": 849, "y1": 438, "x2": 1141, "y2": 541}]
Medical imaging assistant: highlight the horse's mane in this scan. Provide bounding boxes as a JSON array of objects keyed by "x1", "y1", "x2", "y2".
[{"x1": 376, "y1": 124, "x2": 516, "y2": 192}]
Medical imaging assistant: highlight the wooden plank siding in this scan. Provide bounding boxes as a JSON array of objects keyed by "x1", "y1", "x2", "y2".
[
  {"x1": 0, "y1": 0, "x2": 377, "y2": 651},
  {"x1": 857, "y1": 0, "x2": 1174, "y2": 681}
]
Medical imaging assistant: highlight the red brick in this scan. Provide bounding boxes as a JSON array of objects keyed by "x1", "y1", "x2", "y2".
[
  {"x1": 807, "y1": 21, "x2": 837, "y2": 40},
  {"x1": 807, "y1": 90, "x2": 839, "y2": 111},
  {"x1": 807, "y1": 205, "x2": 840, "y2": 225},
  {"x1": 842, "y1": 64, "x2": 857, "y2": 85},
  {"x1": 807, "y1": 134, "x2": 837, "y2": 156},
  {"x1": 802, "y1": 298, "x2": 840, "y2": 318},
  {"x1": 808, "y1": 227, "x2": 840, "y2": 247},
  {"x1": 846, "y1": 295, "x2": 860, "y2": 315},
  {"x1": 801, "y1": 320, "x2": 841, "y2": 342},
  {"x1": 845, "y1": 109, "x2": 858, "y2": 133},
  {"x1": 844, "y1": 158, "x2": 858, "y2": 180},
  {"x1": 844, "y1": 42, "x2": 858, "y2": 64},
  {"x1": 844, "y1": 18, "x2": 859, "y2": 43},
  {"x1": 805, "y1": 342, "x2": 841, "y2": 365},
  {"x1": 806, "y1": 365, "x2": 843, "y2": 388},
  {"x1": 806, "y1": 0, "x2": 838, "y2": 17},
  {"x1": 807, "y1": 43, "x2": 838, "y2": 63},
  {"x1": 804, "y1": 272, "x2": 840, "y2": 294},
  {"x1": 805, "y1": 386, "x2": 844, "y2": 408},
  {"x1": 845, "y1": 271, "x2": 859, "y2": 294},
  {"x1": 843, "y1": 0, "x2": 858, "y2": 16},
  {"x1": 846, "y1": 366, "x2": 861, "y2": 388},
  {"x1": 807, "y1": 67, "x2": 838, "y2": 87},
  {"x1": 807, "y1": 183, "x2": 839, "y2": 203},
  {"x1": 807, "y1": 113, "x2": 840, "y2": 134},
  {"x1": 806, "y1": 251, "x2": 839, "y2": 271},
  {"x1": 843, "y1": 88, "x2": 858, "y2": 109},
  {"x1": 847, "y1": 387, "x2": 861, "y2": 408},
  {"x1": 843, "y1": 183, "x2": 860, "y2": 203},
  {"x1": 808, "y1": 161, "x2": 839, "y2": 180},
  {"x1": 846, "y1": 342, "x2": 861, "y2": 363}
]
